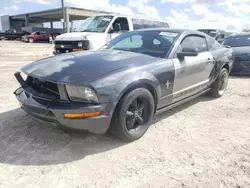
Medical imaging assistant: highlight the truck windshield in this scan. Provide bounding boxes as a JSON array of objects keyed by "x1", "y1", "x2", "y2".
[
  {"x1": 102, "y1": 31, "x2": 179, "y2": 58},
  {"x1": 80, "y1": 16, "x2": 113, "y2": 32}
]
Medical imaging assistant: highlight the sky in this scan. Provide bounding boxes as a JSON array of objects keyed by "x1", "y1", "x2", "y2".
[{"x1": 1, "y1": 0, "x2": 250, "y2": 32}]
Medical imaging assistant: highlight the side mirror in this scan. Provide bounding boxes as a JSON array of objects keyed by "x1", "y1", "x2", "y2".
[{"x1": 177, "y1": 47, "x2": 198, "y2": 59}]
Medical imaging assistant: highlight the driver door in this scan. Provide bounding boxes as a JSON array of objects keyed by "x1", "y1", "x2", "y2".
[
  {"x1": 109, "y1": 17, "x2": 130, "y2": 40},
  {"x1": 42, "y1": 32, "x2": 48, "y2": 41},
  {"x1": 34, "y1": 32, "x2": 41, "y2": 40},
  {"x1": 172, "y1": 35, "x2": 213, "y2": 102}
]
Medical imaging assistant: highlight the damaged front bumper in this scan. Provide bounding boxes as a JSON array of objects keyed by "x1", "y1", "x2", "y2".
[{"x1": 13, "y1": 72, "x2": 111, "y2": 134}]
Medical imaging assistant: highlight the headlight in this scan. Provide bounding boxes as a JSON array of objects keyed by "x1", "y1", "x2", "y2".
[
  {"x1": 78, "y1": 42, "x2": 83, "y2": 47},
  {"x1": 65, "y1": 85, "x2": 99, "y2": 103},
  {"x1": 20, "y1": 71, "x2": 28, "y2": 81}
]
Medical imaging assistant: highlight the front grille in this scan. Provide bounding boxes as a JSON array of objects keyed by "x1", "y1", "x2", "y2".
[
  {"x1": 25, "y1": 76, "x2": 60, "y2": 100},
  {"x1": 54, "y1": 40, "x2": 89, "y2": 53},
  {"x1": 55, "y1": 41, "x2": 74, "y2": 45}
]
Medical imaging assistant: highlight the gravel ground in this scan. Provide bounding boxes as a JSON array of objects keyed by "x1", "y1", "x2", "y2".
[{"x1": 0, "y1": 41, "x2": 249, "y2": 188}]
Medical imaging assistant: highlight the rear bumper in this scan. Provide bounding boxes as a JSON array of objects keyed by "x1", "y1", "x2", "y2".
[{"x1": 15, "y1": 87, "x2": 112, "y2": 134}]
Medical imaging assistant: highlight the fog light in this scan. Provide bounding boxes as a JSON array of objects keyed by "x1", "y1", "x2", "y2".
[{"x1": 64, "y1": 112, "x2": 101, "y2": 118}]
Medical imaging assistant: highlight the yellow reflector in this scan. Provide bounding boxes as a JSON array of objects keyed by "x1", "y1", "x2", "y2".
[
  {"x1": 64, "y1": 112, "x2": 101, "y2": 118},
  {"x1": 72, "y1": 48, "x2": 84, "y2": 52}
]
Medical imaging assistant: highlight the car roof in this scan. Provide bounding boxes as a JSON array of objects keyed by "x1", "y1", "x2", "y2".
[
  {"x1": 133, "y1": 28, "x2": 206, "y2": 35},
  {"x1": 228, "y1": 32, "x2": 250, "y2": 37}
]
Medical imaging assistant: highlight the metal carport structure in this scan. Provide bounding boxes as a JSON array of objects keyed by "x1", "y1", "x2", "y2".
[{"x1": 9, "y1": 7, "x2": 112, "y2": 33}]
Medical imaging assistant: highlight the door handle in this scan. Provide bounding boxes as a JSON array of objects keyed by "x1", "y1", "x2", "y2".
[{"x1": 207, "y1": 58, "x2": 211, "y2": 61}]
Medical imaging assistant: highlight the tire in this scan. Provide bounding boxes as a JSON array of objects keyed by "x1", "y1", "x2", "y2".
[
  {"x1": 110, "y1": 88, "x2": 155, "y2": 142},
  {"x1": 209, "y1": 68, "x2": 229, "y2": 98},
  {"x1": 28, "y1": 38, "x2": 34, "y2": 43}
]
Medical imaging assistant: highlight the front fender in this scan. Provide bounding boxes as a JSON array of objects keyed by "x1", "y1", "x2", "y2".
[
  {"x1": 115, "y1": 71, "x2": 161, "y2": 104},
  {"x1": 91, "y1": 69, "x2": 160, "y2": 116}
]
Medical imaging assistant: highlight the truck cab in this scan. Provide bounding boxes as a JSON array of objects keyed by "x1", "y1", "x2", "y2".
[{"x1": 54, "y1": 14, "x2": 170, "y2": 54}]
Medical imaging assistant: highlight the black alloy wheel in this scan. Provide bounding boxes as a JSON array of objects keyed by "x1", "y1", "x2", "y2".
[
  {"x1": 110, "y1": 88, "x2": 155, "y2": 142},
  {"x1": 125, "y1": 97, "x2": 149, "y2": 133}
]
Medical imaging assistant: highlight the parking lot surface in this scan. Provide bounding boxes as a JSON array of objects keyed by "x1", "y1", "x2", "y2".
[{"x1": 0, "y1": 41, "x2": 250, "y2": 188}]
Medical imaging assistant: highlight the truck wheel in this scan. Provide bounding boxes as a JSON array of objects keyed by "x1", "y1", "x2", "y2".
[
  {"x1": 209, "y1": 68, "x2": 229, "y2": 98},
  {"x1": 110, "y1": 88, "x2": 155, "y2": 142},
  {"x1": 28, "y1": 38, "x2": 34, "y2": 43}
]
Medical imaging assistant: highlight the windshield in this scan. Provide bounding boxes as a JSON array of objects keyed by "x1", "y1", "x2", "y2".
[
  {"x1": 80, "y1": 15, "x2": 113, "y2": 32},
  {"x1": 199, "y1": 30, "x2": 217, "y2": 37},
  {"x1": 102, "y1": 31, "x2": 179, "y2": 58},
  {"x1": 222, "y1": 35, "x2": 250, "y2": 47},
  {"x1": 31, "y1": 31, "x2": 39, "y2": 35}
]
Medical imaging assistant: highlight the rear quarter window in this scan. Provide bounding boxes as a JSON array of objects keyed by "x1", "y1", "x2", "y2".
[
  {"x1": 207, "y1": 36, "x2": 221, "y2": 51},
  {"x1": 178, "y1": 35, "x2": 208, "y2": 53}
]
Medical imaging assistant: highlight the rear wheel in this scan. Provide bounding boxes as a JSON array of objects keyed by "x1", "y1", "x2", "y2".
[
  {"x1": 209, "y1": 68, "x2": 229, "y2": 98},
  {"x1": 28, "y1": 38, "x2": 34, "y2": 43},
  {"x1": 110, "y1": 88, "x2": 155, "y2": 142}
]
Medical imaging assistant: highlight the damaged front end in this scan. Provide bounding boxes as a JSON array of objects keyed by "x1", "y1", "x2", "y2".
[
  {"x1": 13, "y1": 72, "x2": 111, "y2": 134},
  {"x1": 14, "y1": 72, "x2": 61, "y2": 101}
]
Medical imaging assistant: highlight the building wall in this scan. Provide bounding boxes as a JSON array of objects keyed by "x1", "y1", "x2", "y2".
[{"x1": 0, "y1": 15, "x2": 10, "y2": 31}]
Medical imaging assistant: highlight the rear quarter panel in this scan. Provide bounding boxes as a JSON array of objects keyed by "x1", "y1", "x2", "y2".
[{"x1": 210, "y1": 47, "x2": 233, "y2": 80}]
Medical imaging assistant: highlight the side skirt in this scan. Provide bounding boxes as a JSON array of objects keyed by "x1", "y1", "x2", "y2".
[{"x1": 155, "y1": 88, "x2": 210, "y2": 115}]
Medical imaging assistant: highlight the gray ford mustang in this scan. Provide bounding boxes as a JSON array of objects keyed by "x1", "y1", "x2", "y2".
[{"x1": 14, "y1": 29, "x2": 233, "y2": 141}]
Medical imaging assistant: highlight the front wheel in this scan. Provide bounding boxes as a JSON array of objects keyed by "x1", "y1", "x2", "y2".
[
  {"x1": 110, "y1": 88, "x2": 155, "y2": 142},
  {"x1": 209, "y1": 68, "x2": 229, "y2": 98},
  {"x1": 28, "y1": 38, "x2": 34, "y2": 43}
]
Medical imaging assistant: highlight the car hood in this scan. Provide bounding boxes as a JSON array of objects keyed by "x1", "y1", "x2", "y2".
[
  {"x1": 22, "y1": 50, "x2": 158, "y2": 85},
  {"x1": 55, "y1": 32, "x2": 94, "y2": 41},
  {"x1": 232, "y1": 46, "x2": 250, "y2": 56}
]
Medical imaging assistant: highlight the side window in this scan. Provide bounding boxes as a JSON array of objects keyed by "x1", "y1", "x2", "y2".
[
  {"x1": 36, "y1": 32, "x2": 40, "y2": 35},
  {"x1": 178, "y1": 35, "x2": 207, "y2": 53},
  {"x1": 111, "y1": 35, "x2": 143, "y2": 49},
  {"x1": 157, "y1": 22, "x2": 169, "y2": 28},
  {"x1": 112, "y1": 17, "x2": 129, "y2": 32},
  {"x1": 132, "y1": 18, "x2": 145, "y2": 30},
  {"x1": 132, "y1": 19, "x2": 169, "y2": 30},
  {"x1": 207, "y1": 36, "x2": 221, "y2": 51}
]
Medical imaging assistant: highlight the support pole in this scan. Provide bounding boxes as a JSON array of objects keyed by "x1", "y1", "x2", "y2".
[
  {"x1": 61, "y1": 0, "x2": 65, "y2": 33},
  {"x1": 50, "y1": 21, "x2": 53, "y2": 28},
  {"x1": 65, "y1": 8, "x2": 70, "y2": 33},
  {"x1": 25, "y1": 14, "x2": 29, "y2": 27}
]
